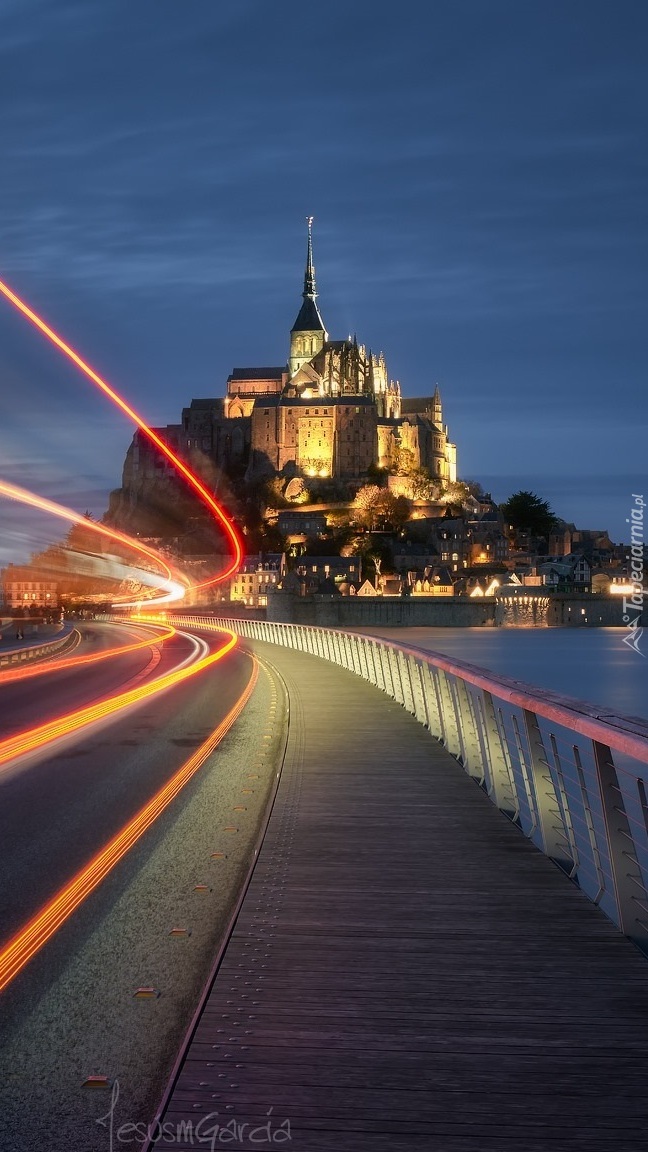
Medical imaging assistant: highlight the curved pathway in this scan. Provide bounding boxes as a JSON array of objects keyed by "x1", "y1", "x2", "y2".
[{"x1": 153, "y1": 641, "x2": 648, "y2": 1151}]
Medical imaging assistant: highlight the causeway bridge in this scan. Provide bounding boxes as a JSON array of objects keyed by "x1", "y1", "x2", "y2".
[{"x1": 139, "y1": 616, "x2": 648, "y2": 1151}]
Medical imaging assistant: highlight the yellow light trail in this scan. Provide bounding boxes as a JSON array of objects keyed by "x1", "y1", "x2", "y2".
[
  {"x1": 0, "y1": 627, "x2": 238, "y2": 771},
  {"x1": 0, "y1": 277, "x2": 243, "y2": 585},
  {"x1": 0, "y1": 478, "x2": 186, "y2": 603},
  {"x1": 0, "y1": 623, "x2": 175, "y2": 686},
  {"x1": 0, "y1": 654, "x2": 258, "y2": 993}
]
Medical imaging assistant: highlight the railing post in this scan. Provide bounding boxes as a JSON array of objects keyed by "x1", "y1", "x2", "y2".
[
  {"x1": 522, "y1": 709, "x2": 570, "y2": 864},
  {"x1": 410, "y1": 660, "x2": 428, "y2": 726},
  {"x1": 365, "y1": 641, "x2": 379, "y2": 689},
  {"x1": 380, "y1": 646, "x2": 394, "y2": 697},
  {"x1": 389, "y1": 648, "x2": 405, "y2": 705},
  {"x1": 594, "y1": 741, "x2": 648, "y2": 949},
  {"x1": 358, "y1": 638, "x2": 370, "y2": 681},
  {"x1": 436, "y1": 671, "x2": 461, "y2": 759},
  {"x1": 403, "y1": 655, "x2": 419, "y2": 715},
  {"x1": 453, "y1": 679, "x2": 483, "y2": 783},
  {"x1": 547, "y1": 734, "x2": 578, "y2": 876},
  {"x1": 420, "y1": 662, "x2": 442, "y2": 739},
  {"x1": 480, "y1": 691, "x2": 517, "y2": 817},
  {"x1": 331, "y1": 630, "x2": 342, "y2": 667}
]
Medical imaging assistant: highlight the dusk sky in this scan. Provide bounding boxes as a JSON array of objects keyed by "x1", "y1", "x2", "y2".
[{"x1": 0, "y1": 0, "x2": 646, "y2": 562}]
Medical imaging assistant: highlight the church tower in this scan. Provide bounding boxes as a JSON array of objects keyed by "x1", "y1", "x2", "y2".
[{"x1": 289, "y1": 217, "x2": 328, "y2": 377}]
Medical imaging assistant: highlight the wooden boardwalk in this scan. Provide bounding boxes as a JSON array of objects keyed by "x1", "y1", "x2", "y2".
[{"x1": 154, "y1": 643, "x2": 648, "y2": 1150}]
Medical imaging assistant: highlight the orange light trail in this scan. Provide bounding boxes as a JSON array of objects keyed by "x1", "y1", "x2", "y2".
[
  {"x1": 0, "y1": 654, "x2": 258, "y2": 993},
  {"x1": 0, "y1": 622, "x2": 175, "y2": 686},
  {"x1": 0, "y1": 277, "x2": 243, "y2": 586},
  {"x1": 0, "y1": 627, "x2": 238, "y2": 771},
  {"x1": 0, "y1": 478, "x2": 182, "y2": 594}
]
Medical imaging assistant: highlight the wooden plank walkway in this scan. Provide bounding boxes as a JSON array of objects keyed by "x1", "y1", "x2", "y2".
[{"x1": 154, "y1": 643, "x2": 648, "y2": 1151}]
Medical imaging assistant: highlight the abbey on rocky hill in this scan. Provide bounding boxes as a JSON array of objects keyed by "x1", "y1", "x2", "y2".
[{"x1": 119, "y1": 219, "x2": 457, "y2": 504}]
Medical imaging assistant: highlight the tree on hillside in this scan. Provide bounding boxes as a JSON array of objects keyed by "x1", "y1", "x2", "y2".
[
  {"x1": 408, "y1": 468, "x2": 443, "y2": 501},
  {"x1": 464, "y1": 479, "x2": 487, "y2": 500},
  {"x1": 500, "y1": 491, "x2": 557, "y2": 539},
  {"x1": 351, "y1": 486, "x2": 385, "y2": 531},
  {"x1": 385, "y1": 494, "x2": 411, "y2": 531},
  {"x1": 351, "y1": 486, "x2": 411, "y2": 532},
  {"x1": 441, "y1": 480, "x2": 470, "y2": 506}
]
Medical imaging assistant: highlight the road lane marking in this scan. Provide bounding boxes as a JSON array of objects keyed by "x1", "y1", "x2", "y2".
[
  {"x1": 0, "y1": 623, "x2": 175, "y2": 686},
  {"x1": 0, "y1": 653, "x2": 258, "y2": 993},
  {"x1": 0, "y1": 628, "x2": 237, "y2": 771}
]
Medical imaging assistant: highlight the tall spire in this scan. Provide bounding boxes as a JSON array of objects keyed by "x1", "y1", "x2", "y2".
[
  {"x1": 289, "y1": 216, "x2": 328, "y2": 376},
  {"x1": 303, "y1": 215, "x2": 316, "y2": 299}
]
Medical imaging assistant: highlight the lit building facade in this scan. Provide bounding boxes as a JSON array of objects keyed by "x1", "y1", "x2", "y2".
[
  {"x1": 1, "y1": 565, "x2": 58, "y2": 609},
  {"x1": 118, "y1": 220, "x2": 458, "y2": 499},
  {"x1": 229, "y1": 554, "x2": 285, "y2": 607},
  {"x1": 225, "y1": 219, "x2": 457, "y2": 482}
]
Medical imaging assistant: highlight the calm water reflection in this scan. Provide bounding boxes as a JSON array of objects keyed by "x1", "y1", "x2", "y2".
[{"x1": 357, "y1": 627, "x2": 648, "y2": 722}]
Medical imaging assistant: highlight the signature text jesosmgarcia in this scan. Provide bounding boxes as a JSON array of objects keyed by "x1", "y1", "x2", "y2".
[{"x1": 97, "y1": 1081, "x2": 291, "y2": 1149}]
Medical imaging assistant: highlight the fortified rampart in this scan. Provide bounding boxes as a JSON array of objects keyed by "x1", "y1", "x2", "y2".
[{"x1": 265, "y1": 592, "x2": 633, "y2": 628}]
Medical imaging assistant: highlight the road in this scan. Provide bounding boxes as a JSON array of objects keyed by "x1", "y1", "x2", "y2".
[
  {"x1": 0, "y1": 618, "x2": 288, "y2": 1152},
  {"x1": 0, "y1": 621, "x2": 251, "y2": 945}
]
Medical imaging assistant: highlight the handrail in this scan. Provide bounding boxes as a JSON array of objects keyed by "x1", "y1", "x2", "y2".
[
  {"x1": 0, "y1": 624, "x2": 76, "y2": 669},
  {"x1": 134, "y1": 612, "x2": 648, "y2": 951},
  {"x1": 355, "y1": 632, "x2": 648, "y2": 764}
]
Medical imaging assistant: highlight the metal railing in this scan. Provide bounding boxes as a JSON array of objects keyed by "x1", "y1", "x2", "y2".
[
  {"x1": 0, "y1": 623, "x2": 75, "y2": 668},
  {"x1": 154, "y1": 614, "x2": 648, "y2": 949}
]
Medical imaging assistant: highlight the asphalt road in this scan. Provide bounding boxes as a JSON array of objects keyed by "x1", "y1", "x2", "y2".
[
  {"x1": 0, "y1": 620, "x2": 251, "y2": 947},
  {"x1": 0, "y1": 620, "x2": 287, "y2": 1152}
]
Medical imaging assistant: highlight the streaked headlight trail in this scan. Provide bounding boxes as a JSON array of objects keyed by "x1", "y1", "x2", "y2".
[
  {"x1": 0, "y1": 275, "x2": 243, "y2": 589},
  {"x1": 0, "y1": 478, "x2": 187, "y2": 604},
  {"x1": 0, "y1": 279, "x2": 254, "y2": 1000},
  {"x1": 0, "y1": 622, "x2": 176, "y2": 685},
  {"x1": 0, "y1": 654, "x2": 258, "y2": 993},
  {"x1": 0, "y1": 626, "x2": 237, "y2": 772}
]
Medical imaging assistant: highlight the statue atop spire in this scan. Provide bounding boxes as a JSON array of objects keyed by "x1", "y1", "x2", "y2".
[{"x1": 303, "y1": 216, "x2": 317, "y2": 299}]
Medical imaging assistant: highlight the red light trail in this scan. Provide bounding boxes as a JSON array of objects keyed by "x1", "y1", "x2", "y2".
[
  {"x1": 0, "y1": 652, "x2": 258, "y2": 993},
  {"x1": 0, "y1": 625, "x2": 238, "y2": 772},
  {"x1": 0, "y1": 277, "x2": 243, "y2": 587},
  {"x1": 0, "y1": 477, "x2": 178, "y2": 586},
  {"x1": 0, "y1": 622, "x2": 175, "y2": 686}
]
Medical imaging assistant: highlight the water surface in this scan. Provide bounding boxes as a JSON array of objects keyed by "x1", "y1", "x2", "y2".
[{"x1": 356, "y1": 627, "x2": 648, "y2": 722}]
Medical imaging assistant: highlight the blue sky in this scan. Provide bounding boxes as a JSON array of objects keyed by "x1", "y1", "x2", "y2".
[{"x1": 0, "y1": 0, "x2": 646, "y2": 560}]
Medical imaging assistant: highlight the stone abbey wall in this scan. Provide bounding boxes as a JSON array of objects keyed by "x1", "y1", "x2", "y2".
[{"x1": 266, "y1": 592, "x2": 631, "y2": 628}]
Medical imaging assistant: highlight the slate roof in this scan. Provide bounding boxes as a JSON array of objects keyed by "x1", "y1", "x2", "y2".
[
  {"x1": 229, "y1": 367, "x2": 285, "y2": 380},
  {"x1": 291, "y1": 297, "x2": 327, "y2": 333}
]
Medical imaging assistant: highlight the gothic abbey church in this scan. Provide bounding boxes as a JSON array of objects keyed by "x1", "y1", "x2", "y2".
[{"x1": 122, "y1": 221, "x2": 457, "y2": 494}]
